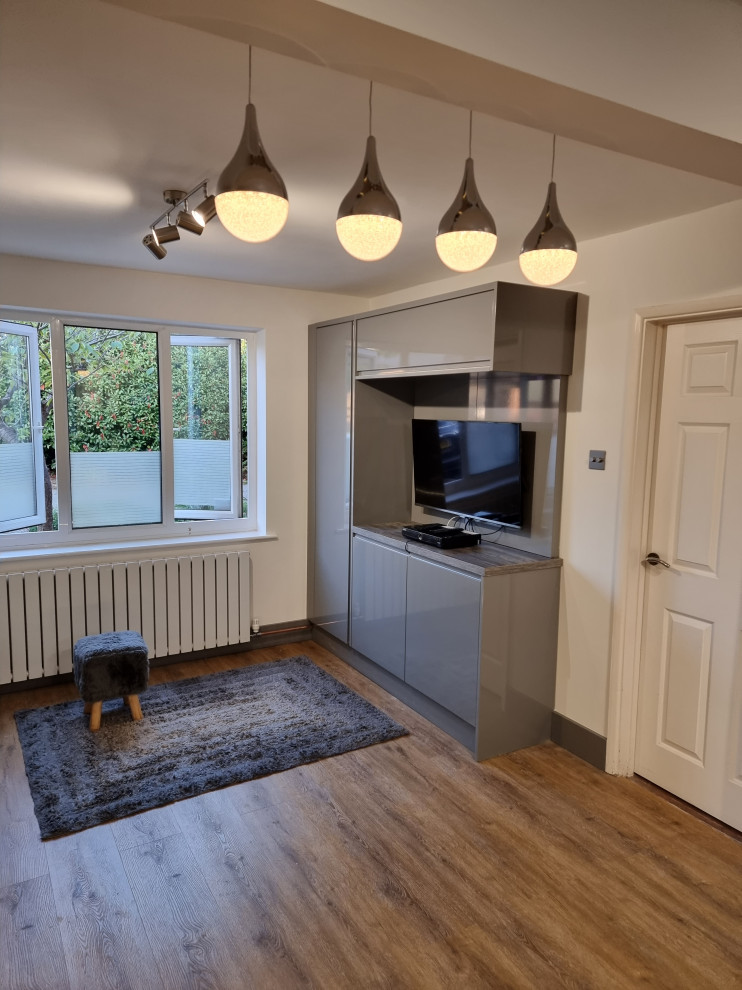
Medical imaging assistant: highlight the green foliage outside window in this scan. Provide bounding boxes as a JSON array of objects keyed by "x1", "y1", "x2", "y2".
[
  {"x1": 66, "y1": 327, "x2": 162, "y2": 453},
  {"x1": 171, "y1": 343, "x2": 230, "y2": 443}
]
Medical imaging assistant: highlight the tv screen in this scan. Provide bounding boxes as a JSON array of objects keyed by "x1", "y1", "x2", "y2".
[{"x1": 411, "y1": 419, "x2": 523, "y2": 527}]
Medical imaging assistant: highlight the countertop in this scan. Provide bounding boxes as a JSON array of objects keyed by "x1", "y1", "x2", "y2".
[{"x1": 353, "y1": 523, "x2": 562, "y2": 577}]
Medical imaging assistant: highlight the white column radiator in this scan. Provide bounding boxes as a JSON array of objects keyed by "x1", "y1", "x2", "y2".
[{"x1": 0, "y1": 551, "x2": 251, "y2": 685}]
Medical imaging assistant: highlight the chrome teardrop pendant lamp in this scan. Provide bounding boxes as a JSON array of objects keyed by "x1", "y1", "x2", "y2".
[
  {"x1": 519, "y1": 134, "x2": 577, "y2": 286},
  {"x1": 436, "y1": 111, "x2": 497, "y2": 273},
  {"x1": 216, "y1": 46, "x2": 289, "y2": 243},
  {"x1": 336, "y1": 81, "x2": 402, "y2": 262}
]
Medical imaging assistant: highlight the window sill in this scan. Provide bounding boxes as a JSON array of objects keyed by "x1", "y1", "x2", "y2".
[{"x1": 0, "y1": 529, "x2": 277, "y2": 571}]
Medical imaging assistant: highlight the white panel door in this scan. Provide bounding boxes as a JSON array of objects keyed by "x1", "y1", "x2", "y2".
[{"x1": 635, "y1": 318, "x2": 742, "y2": 829}]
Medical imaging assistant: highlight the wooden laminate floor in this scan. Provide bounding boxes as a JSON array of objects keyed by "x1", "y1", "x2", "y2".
[{"x1": 1, "y1": 641, "x2": 741, "y2": 990}]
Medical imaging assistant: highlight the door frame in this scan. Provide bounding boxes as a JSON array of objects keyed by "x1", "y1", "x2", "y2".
[{"x1": 605, "y1": 296, "x2": 742, "y2": 776}]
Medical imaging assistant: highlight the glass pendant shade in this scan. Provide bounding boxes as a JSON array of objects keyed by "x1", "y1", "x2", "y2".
[
  {"x1": 336, "y1": 135, "x2": 402, "y2": 261},
  {"x1": 436, "y1": 157, "x2": 497, "y2": 272},
  {"x1": 519, "y1": 180, "x2": 577, "y2": 286},
  {"x1": 216, "y1": 103, "x2": 289, "y2": 243}
]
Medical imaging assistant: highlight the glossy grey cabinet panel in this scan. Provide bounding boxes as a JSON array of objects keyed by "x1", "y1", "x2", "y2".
[
  {"x1": 350, "y1": 535, "x2": 407, "y2": 679},
  {"x1": 308, "y1": 321, "x2": 353, "y2": 642},
  {"x1": 356, "y1": 290, "x2": 495, "y2": 376},
  {"x1": 405, "y1": 555, "x2": 481, "y2": 725},
  {"x1": 476, "y1": 567, "x2": 559, "y2": 759},
  {"x1": 355, "y1": 282, "x2": 578, "y2": 379}
]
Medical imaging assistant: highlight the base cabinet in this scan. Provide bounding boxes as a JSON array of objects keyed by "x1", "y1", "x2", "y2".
[
  {"x1": 405, "y1": 556, "x2": 481, "y2": 725},
  {"x1": 350, "y1": 531, "x2": 560, "y2": 759},
  {"x1": 349, "y1": 535, "x2": 406, "y2": 679}
]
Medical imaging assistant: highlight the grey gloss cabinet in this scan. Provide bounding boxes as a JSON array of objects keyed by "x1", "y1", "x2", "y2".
[
  {"x1": 350, "y1": 535, "x2": 407, "y2": 679},
  {"x1": 356, "y1": 289, "x2": 495, "y2": 376},
  {"x1": 405, "y1": 555, "x2": 481, "y2": 725},
  {"x1": 356, "y1": 282, "x2": 577, "y2": 378},
  {"x1": 348, "y1": 530, "x2": 561, "y2": 759},
  {"x1": 308, "y1": 320, "x2": 353, "y2": 643}
]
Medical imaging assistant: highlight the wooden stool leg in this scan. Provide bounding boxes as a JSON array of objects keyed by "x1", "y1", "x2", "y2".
[
  {"x1": 83, "y1": 702, "x2": 92, "y2": 714},
  {"x1": 89, "y1": 701, "x2": 103, "y2": 732},
  {"x1": 126, "y1": 695, "x2": 143, "y2": 721}
]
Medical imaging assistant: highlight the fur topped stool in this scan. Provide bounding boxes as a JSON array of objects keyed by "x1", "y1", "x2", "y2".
[{"x1": 73, "y1": 631, "x2": 149, "y2": 732}]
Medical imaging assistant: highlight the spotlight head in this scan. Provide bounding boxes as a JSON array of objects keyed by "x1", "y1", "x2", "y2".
[
  {"x1": 177, "y1": 209, "x2": 206, "y2": 235},
  {"x1": 193, "y1": 193, "x2": 217, "y2": 225},
  {"x1": 143, "y1": 232, "x2": 166, "y2": 260},
  {"x1": 153, "y1": 223, "x2": 180, "y2": 244}
]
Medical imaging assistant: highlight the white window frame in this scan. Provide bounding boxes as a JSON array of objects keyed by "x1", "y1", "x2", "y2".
[
  {"x1": 0, "y1": 321, "x2": 46, "y2": 533},
  {"x1": 0, "y1": 312, "x2": 261, "y2": 552}
]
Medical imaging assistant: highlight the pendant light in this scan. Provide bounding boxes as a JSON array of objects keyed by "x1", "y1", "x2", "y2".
[
  {"x1": 336, "y1": 82, "x2": 402, "y2": 262},
  {"x1": 519, "y1": 134, "x2": 577, "y2": 286},
  {"x1": 436, "y1": 111, "x2": 497, "y2": 273},
  {"x1": 216, "y1": 46, "x2": 289, "y2": 243}
]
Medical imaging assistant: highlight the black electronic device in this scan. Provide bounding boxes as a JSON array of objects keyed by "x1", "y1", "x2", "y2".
[
  {"x1": 411, "y1": 419, "x2": 523, "y2": 528},
  {"x1": 401, "y1": 523, "x2": 481, "y2": 549}
]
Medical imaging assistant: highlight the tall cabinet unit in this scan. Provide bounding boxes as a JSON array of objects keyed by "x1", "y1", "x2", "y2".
[
  {"x1": 307, "y1": 320, "x2": 353, "y2": 643},
  {"x1": 309, "y1": 282, "x2": 580, "y2": 760}
]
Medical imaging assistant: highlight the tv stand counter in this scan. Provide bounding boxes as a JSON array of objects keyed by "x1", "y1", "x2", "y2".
[{"x1": 352, "y1": 524, "x2": 562, "y2": 577}]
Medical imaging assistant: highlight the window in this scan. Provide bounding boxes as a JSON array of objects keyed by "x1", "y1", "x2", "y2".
[{"x1": 0, "y1": 315, "x2": 258, "y2": 548}]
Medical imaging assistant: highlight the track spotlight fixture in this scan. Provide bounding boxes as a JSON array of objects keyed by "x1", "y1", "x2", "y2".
[
  {"x1": 519, "y1": 135, "x2": 577, "y2": 286},
  {"x1": 436, "y1": 111, "x2": 497, "y2": 273},
  {"x1": 194, "y1": 193, "x2": 217, "y2": 226},
  {"x1": 153, "y1": 219, "x2": 180, "y2": 244},
  {"x1": 216, "y1": 46, "x2": 289, "y2": 243},
  {"x1": 336, "y1": 81, "x2": 402, "y2": 262},
  {"x1": 175, "y1": 188, "x2": 206, "y2": 235},
  {"x1": 143, "y1": 230, "x2": 167, "y2": 260},
  {"x1": 142, "y1": 182, "x2": 213, "y2": 261}
]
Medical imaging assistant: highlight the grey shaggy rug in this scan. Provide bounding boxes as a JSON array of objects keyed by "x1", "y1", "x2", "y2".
[{"x1": 14, "y1": 656, "x2": 408, "y2": 840}]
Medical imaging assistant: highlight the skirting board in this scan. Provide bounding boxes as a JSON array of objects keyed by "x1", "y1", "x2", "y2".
[
  {"x1": 551, "y1": 712, "x2": 607, "y2": 771},
  {"x1": 312, "y1": 625, "x2": 476, "y2": 753}
]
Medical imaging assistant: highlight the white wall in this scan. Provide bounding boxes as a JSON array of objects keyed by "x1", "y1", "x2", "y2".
[
  {"x1": 369, "y1": 199, "x2": 742, "y2": 736},
  {"x1": 324, "y1": 0, "x2": 742, "y2": 142},
  {"x1": 0, "y1": 254, "x2": 364, "y2": 630}
]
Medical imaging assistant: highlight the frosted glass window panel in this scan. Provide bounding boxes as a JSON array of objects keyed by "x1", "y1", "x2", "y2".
[
  {"x1": 70, "y1": 451, "x2": 162, "y2": 527},
  {"x1": 174, "y1": 439, "x2": 231, "y2": 511},
  {"x1": 0, "y1": 323, "x2": 45, "y2": 532},
  {"x1": 0, "y1": 443, "x2": 36, "y2": 521},
  {"x1": 65, "y1": 325, "x2": 162, "y2": 529}
]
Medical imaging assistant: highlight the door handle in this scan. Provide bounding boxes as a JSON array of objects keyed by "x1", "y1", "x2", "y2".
[{"x1": 644, "y1": 552, "x2": 670, "y2": 568}]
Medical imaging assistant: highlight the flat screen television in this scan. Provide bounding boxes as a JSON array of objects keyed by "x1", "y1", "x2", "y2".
[{"x1": 411, "y1": 419, "x2": 523, "y2": 528}]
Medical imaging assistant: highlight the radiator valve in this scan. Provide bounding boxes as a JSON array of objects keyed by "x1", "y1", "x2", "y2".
[{"x1": 251, "y1": 617, "x2": 260, "y2": 635}]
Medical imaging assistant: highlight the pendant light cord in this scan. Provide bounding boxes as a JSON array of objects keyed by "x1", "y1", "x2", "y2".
[
  {"x1": 468, "y1": 110, "x2": 473, "y2": 158},
  {"x1": 550, "y1": 133, "x2": 556, "y2": 181},
  {"x1": 248, "y1": 45, "x2": 252, "y2": 105},
  {"x1": 368, "y1": 80, "x2": 373, "y2": 136}
]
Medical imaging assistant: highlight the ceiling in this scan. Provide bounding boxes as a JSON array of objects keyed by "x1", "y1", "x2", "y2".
[{"x1": 1, "y1": 0, "x2": 740, "y2": 298}]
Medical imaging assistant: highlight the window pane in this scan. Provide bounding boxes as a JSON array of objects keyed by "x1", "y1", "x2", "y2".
[
  {"x1": 65, "y1": 325, "x2": 161, "y2": 528},
  {"x1": 0, "y1": 322, "x2": 50, "y2": 533},
  {"x1": 172, "y1": 338, "x2": 233, "y2": 517},
  {"x1": 241, "y1": 338, "x2": 249, "y2": 519}
]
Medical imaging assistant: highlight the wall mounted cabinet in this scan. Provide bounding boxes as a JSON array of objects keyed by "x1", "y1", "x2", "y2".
[{"x1": 356, "y1": 282, "x2": 577, "y2": 378}]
